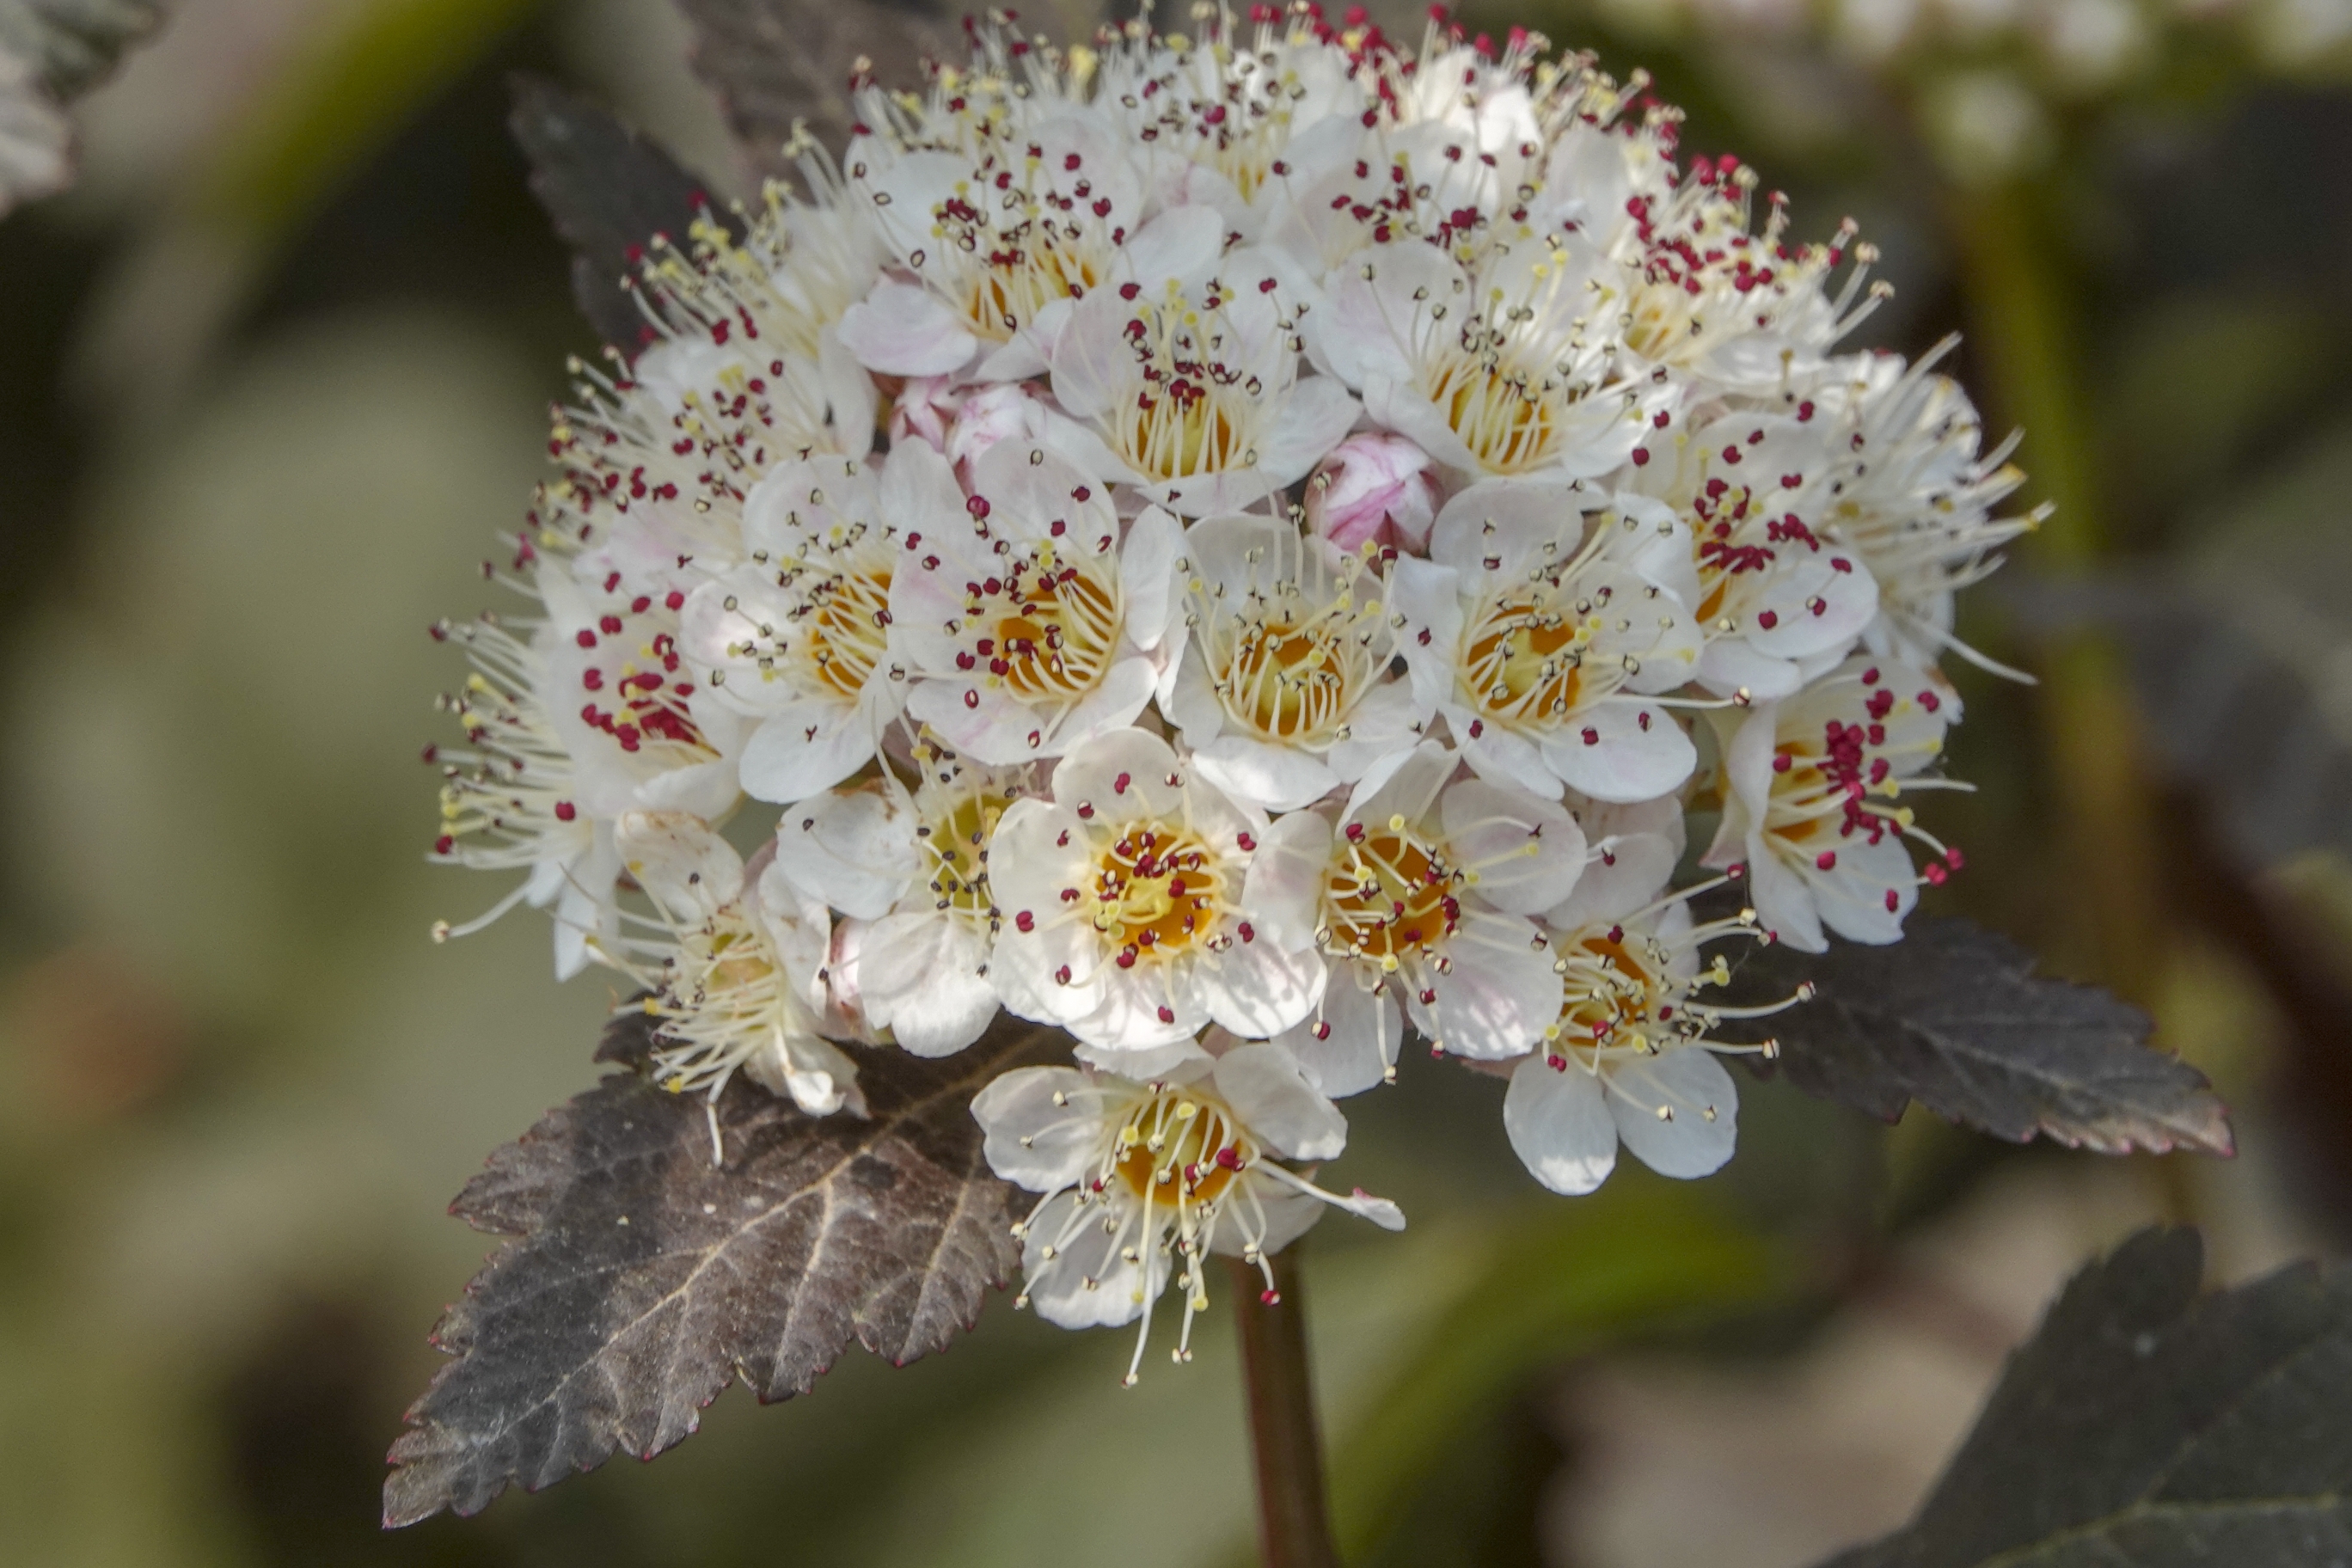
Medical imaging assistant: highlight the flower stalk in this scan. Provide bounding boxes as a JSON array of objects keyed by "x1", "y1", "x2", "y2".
[{"x1": 1230, "y1": 1247, "x2": 1339, "y2": 1568}]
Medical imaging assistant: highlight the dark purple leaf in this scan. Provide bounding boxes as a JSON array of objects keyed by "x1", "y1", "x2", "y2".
[
  {"x1": 507, "y1": 74, "x2": 736, "y2": 350},
  {"x1": 671, "y1": 0, "x2": 1018, "y2": 172},
  {"x1": 383, "y1": 1010, "x2": 1058, "y2": 1527},
  {"x1": 1822, "y1": 1228, "x2": 2352, "y2": 1567},
  {"x1": 1734, "y1": 917, "x2": 2231, "y2": 1156}
]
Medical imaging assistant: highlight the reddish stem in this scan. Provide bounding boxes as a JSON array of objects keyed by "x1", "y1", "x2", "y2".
[{"x1": 1229, "y1": 1248, "x2": 1340, "y2": 1568}]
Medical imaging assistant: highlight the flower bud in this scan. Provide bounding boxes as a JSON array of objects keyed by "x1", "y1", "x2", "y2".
[
  {"x1": 947, "y1": 383, "x2": 1038, "y2": 482},
  {"x1": 1305, "y1": 433, "x2": 1440, "y2": 558},
  {"x1": 889, "y1": 377, "x2": 960, "y2": 453}
]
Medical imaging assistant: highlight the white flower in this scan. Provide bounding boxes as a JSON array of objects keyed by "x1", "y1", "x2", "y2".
[
  {"x1": 1607, "y1": 162, "x2": 1883, "y2": 394},
  {"x1": 1163, "y1": 512, "x2": 1424, "y2": 812},
  {"x1": 606, "y1": 812, "x2": 864, "y2": 1159},
  {"x1": 1804, "y1": 346, "x2": 2041, "y2": 672},
  {"x1": 1044, "y1": 248, "x2": 1359, "y2": 517},
  {"x1": 1393, "y1": 477, "x2": 1705, "y2": 802},
  {"x1": 971, "y1": 1037, "x2": 1403, "y2": 1380},
  {"x1": 1246, "y1": 740, "x2": 1586, "y2": 1076},
  {"x1": 1092, "y1": 24, "x2": 1370, "y2": 236},
  {"x1": 1705, "y1": 656, "x2": 1961, "y2": 952},
  {"x1": 774, "y1": 740, "x2": 1041, "y2": 1056},
  {"x1": 989, "y1": 727, "x2": 1326, "y2": 1052},
  {"x1": 680, "y1": 445, "x2": 954, "y2": 803},
  {"x1": 427, "y1": 615, "x2": 621, "y2": 980},
  {"x1": 565, "y1": 185, "x2": 885, "y2": 508},
  {"x1": 894, "y1": 442, "x2": 1183, "y2": 764},
  {"x1": 1314, "y1": 236, "x2": 1670, "y2": 481},
  {"x1": 1499, "y1": 901, "x2": 1762, "y2": 1194},
  {"x1": 1548, "y1": 789, "x2": 1687, "y2": 930},
  {"x1": 1626, "y1": 407, "x2": 1883, "y2": 701},
  {"x1": 842, "y1": 101, "x2": 1222, "y2": 383},
  {"x1": 537, "y1": 558, "x2": 744, "y2": 821}
]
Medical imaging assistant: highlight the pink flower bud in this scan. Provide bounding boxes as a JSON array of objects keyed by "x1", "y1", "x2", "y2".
[
  {"x1": 1305, "y1": 433, "x2": 1440, "y2": 558},
  {"x1": 889, "y1": 377, "x2": 960, "y2": 453},
  {"x1": 947, "y1": 383, "x2": 1038, "y2": 481}
]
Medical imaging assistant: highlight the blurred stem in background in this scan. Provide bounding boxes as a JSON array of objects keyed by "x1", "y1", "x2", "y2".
[
  {"x1": 1945, "y1": 182, "x2": 2201, "y2": 1227},
  {"x1": 1945, "y1": 183, "x2": 2166, "y2": 1007}
]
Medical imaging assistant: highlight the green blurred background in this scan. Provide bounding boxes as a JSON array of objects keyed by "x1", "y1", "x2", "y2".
[{"x1": 3, "y1": 2, "x2": 2349, "y2": 1564}]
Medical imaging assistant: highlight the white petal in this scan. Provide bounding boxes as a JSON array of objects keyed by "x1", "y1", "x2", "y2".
[
  {"x1": 614, "y1": 811, "x2": 744, "y2": 920},
  {"x1": 1274, "y1": 973, "x2": 1401, "y2": 1099},
  {"x1": 971, "y1": 1065, "x2": 1102, "y2": 1189},
  {"x1": 1390, "y1": 557, "x2": 1464, "y2": 715},
  {"x1": 1072, "y1": 1036, "x2": 1216, "y2": 1082},
  {"x1": 1504, "y1": 1054, "x2": 1620, "y2": 1196},
  {"x1": 1431, "y1": 910, "x2": 1561, "y2": 1060},
  {"x1": 776, "y1": 785, "x2": 920, "y2": 919},
  {"x1": 1537, "y1": 699, "x2": 1696, "y2": 803},
  {"x1": 1242, "y1": 808, "x2": 1335, "y2": 952},
  {"x1": 1212, "y1": 1042, "x2": 1349, "y2": 1161},
  {"x1": 861, "y1": 912, "x2": 1001, "y2": 1056},
  {"x1": 1461, "y1": 724, "x2": 1565, "y2": 800},
  {"x1": 837, "y1": 281, "x2": 978, "y2": 377},
  {"x1": 1201, "y1": 934, "x2": 1327, "y2": 1040},
  {"x1": 1050, "y1": 726, "x2": 1187, "y2": 820},
  {"x1": 1120, "y1": 505, "x2": 1183, "y2": 652},
  {"x1": 1748, "y1": 829, "x2": 1828, "y2": 952},
  {"x1": 1255, "y1": 376, "x2": 1363, "y2": 488},
  {"x1": 738, "y1": 700, "x2": 888, "y2": 804},
  {"x1": 1043, "y1": 656, "x2": 1158, "y2": 756},
  {"x1": 1024, "y1": 1192, "x2": 1163, "y2": 1329},
  {"x1": 1442, "y1": 777, "x2": 1586, "y2": 915},
  {"x1": 1608, "y1": 1049, "x2": 1738, "y2": 1179},
  {"x1": 1191, "y1": 735, "x2": 1341, "y2": 814}
]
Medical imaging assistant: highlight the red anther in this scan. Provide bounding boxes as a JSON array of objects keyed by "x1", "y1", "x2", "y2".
[
  {"x1": 1156, "y1": 1005, "x2": 1176, "y2": 1024},
  {"x1": 554, "y1": 801, "x2": 578, "y2": 822},
  {"x1": 1216, "y1": 1147, "x2": 1243, "y2": 1169},
  {"x1": 1314, "y1": 1021, "x2": 1332, "y2": 1040},
  {"x1": 1816, "y1": 850, "x2": 1838, "y2": 871},
  {"x1": 433, "y1": 836, "x2": 455, "y2": 855},
  {"x1": 1773, "y1": 753, "x2": 1792, "y2": 774},
  {"x1": 1757, "y1": 609, "x2": 1779, "y2": 629},
  {"x1": 1236, "y1": 832, "x2": 1256, "y2": 851},
  {"x1": 665, "y1": 591, "x2": 685, "y2": 610},
  {"x1": 576, "y1": 629, "x2": 597, "y2": 648},
  {"x1": 1581, "y1": 727, "x2": 1601, "y2": 745},
  {"x1": 1055, "y1": 965, "x2": 1073, "y2": 984},
  {"x1": 1015, "y1": 911, "x2": 1036, "y2": 933},
  {"x1": 1945, "y1": 846, "x2": 1965, "y2": 870},
  {"x1": 1260, "y1": 1289, "x2": 1281, "y2": 1305},
  {"x1": 1884, "y1": 889, "x2": 1901, "y2": 911},
  {"x1": 1114, "y1": 772, "x2": 1132, "y2": 793},
  {"x1": 1632, "y1": 448, "x2": 1651, "y2": 466},
  {"x1": 1237, "y1": 922, "x2": 1254, "y2": 943}
]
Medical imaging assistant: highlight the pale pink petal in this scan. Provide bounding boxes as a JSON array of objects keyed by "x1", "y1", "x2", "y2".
[{"x1": 837, "y1": 280, "x2": 978, "y2": 377}]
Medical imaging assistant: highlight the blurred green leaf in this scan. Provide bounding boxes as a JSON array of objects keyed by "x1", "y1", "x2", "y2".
[
  {"x1": 1329, "y1": 1180, "x2": 1790, "y2": 1561},
  {"x1": 193, "y1": 0, "x2": 547, "y2": 242}
]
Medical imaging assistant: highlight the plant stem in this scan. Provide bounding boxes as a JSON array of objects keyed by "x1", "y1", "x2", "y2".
[
  {"x1": 1947, "y1": 184, "x2": 2166, "y2": 1006},
  {"x1": 1230, "y1": 1248, "x2": 1340, "y2": 1568}
]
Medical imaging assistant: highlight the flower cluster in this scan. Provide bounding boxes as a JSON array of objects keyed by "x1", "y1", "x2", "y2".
[{"x1": 428, "y1": 5, "x2": 2026, "y2": 1371}]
